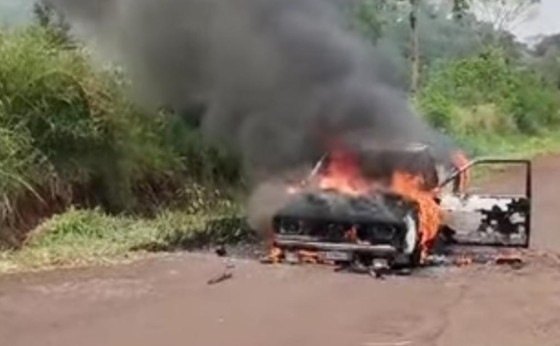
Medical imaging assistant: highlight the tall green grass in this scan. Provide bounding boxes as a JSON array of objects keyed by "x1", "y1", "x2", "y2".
[
  {"x1": 0, "y1": 207, "x2": 253, "y2": 273},
  {"x1": 0, "y1": 26, "x2": 240, "y2": 247}
]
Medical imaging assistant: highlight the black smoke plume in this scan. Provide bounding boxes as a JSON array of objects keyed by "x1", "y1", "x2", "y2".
[{"x1": 48, "y1": 0, "x2": 457, "y2": 184}]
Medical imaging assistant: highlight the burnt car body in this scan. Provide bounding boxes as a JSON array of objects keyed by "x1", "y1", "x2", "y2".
[{"x1": 269, "y1": 144, "x2": 532, "y2": 273}]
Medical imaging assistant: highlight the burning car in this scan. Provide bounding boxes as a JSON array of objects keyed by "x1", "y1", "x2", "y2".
[{"x1": 264, "y1": 142, "x2": 532, "y2": 275}]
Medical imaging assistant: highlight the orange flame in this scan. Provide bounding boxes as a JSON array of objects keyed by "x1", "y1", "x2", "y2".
[
  {"x1": 315, "y1": 147, "x2": 442, "y2": 259},
  {"x1": 391, "y1": 171, "x2": 442, "y2": 259},
  {"x1": 454, "y1": 254, "x2": 474, "y2": 266},
  {"x1": 272, "y1": 146, "x2": 465, "y2": 263},
  {"x1": 318, "y1": 148, "x2": 373, "y2": 195},
  {"x1": 263, "y1": 247, "x2": 282, "y2": 264}
]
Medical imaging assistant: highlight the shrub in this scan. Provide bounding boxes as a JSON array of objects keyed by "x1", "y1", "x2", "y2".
[
  {"x1": 418, "y1": 49, "x2": 560, "y2": 136},
  {"x1": 0, "y1": 26, "x2": 241, "y2": 245},
  {"x1": 1, "y1": 207, "x2": 253, "y2": 270}
]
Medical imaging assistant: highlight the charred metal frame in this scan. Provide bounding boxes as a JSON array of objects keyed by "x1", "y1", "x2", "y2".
[
  {"x1": 273, "y1": 238, "x2": 398, "y2": 256},
  {"x1": 269, "y1": 155, "x2": 533, "y2": 274},
  {"x1": 272, "y1": 191, "x2": 414, "y2": 260},
  {"x1": 439, "y1": 158, "x2": 532, "y2": 249}
]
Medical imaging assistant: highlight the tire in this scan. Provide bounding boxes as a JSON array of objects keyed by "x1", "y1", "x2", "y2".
[{"x1": 401, "y1": 212, "x2": 422, "y2": 267}]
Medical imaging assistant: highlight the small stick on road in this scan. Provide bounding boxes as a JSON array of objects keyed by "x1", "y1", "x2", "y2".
[
  {"x1": 207, "y1": 271, "x2": 233, "y2": 285},
  {"x1": 363, "y1": 341, "x2": 412, "y2": 346},
  {"x1": 207, "y1": 257, "x2": 235, "y2": 285}
]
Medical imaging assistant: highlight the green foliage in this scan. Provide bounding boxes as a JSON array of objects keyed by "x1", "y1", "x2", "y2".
[
  {"x1": 352, "y1": 1, "x2": 491, "y2": 89},
  {"x1": 3, "y1": 3, "x2": 560, "y2": 270},
  {"x1": 350, "y1": 0, "x2": 405, "y2": 44},
  {"x1": 0, "y1": 207, "x2": 253, "y2": 272},
  {"x1": 0, "y1": 27, "x2": 171, "y2": 201},
  {"x1": 528, "y1": 35, "x2": 560, "y2": 89},
  {"x1": 164, "y1": 116, "x2": 242, "y2": 187},
  {"x1": 29, "y1": 207, "x2": 121, "y2": 245},
  {"x1": 418, "y1": 49, "x2": 560, "y2": 138},
  {"x1": 5, "y1": 208, "x2": 157, "y2": 270},
  {"x1": 32, "y1": 0, "x2": 71, "y2": 46},
  {"x1": 350, "y1": 0, "x2": 384, "y2": 43},
  {"x1": 0, "y1": 26, "x2": 240, "y2": 244}
]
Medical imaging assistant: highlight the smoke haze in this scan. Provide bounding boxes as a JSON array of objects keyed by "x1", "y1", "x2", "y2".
[{"x1": 48, "y1": 0, "x2": 455, "y2": 182}]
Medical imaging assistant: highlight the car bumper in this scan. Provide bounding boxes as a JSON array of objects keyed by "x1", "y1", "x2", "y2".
[{"x1": 275, "y1": 236, "x2": 398, "y2": 256}]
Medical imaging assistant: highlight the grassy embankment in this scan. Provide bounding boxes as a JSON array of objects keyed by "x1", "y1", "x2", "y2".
[
  {"x1": 0, "y1": 28, "x2": 559, "y2": 273},
  {"x1": 0, "y1": 27, "x2": 248, "y2": 272}
]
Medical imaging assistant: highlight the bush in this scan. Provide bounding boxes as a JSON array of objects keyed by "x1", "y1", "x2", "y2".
[
  {"x1": 502, "y1": 71, "x2": 560, "y2": 133},
  {"x1": 0, "y1": 207, "x2": 254, "y2": 271},
  {"x1": 0, "y1": 27, "x2": 174, "y2": 220},
  {"x1": 0, "y1": 26, "x2": 241, "y2": 245},
  {"x1": 418, "y1": 49, "x2": 560, "y2": 136},
  {"x1": 14, "y1": 208, "x2": 163, "y2": 268}
]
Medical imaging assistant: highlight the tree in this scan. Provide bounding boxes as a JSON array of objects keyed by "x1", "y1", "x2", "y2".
[
  {"x1": 531, "y1": 33, "x2": 560, "y2": 88},
  {"x1": 352, "y1": 0, "x2": 422, "y2": 93},
  {"x1": 461, "y1": 0, "x2": 540, "y2": 33},
  {"x1": 351, "y1": 0, "x2": 407, "y2": 43},
  {"x1": 409, "y1": 0, "x2": 492, "y2": 93},
  {"x1": 32, "y1": 0, "x2": 72, "y2": 46},
  {"x1": 354, "y1": 0, "x2": 535, "y2": 93},
  {"x1": 353, "y1": 0, "x2": 496, "y2": 91},
  {"x1": 409, "y1": 0, "x2": 420, "y2": 93},
  {"x1": 534, "y1": 33, "x2": 560, "y2": 57}
]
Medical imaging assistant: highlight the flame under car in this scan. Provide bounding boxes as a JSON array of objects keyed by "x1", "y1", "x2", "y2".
[{"x1": 266, "y1": 143, "x2": 532, "y2": 274}]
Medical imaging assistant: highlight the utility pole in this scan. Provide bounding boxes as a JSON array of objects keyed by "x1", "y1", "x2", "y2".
[{"x1": 409, "y1": 0, "x2": 420, "y2": 94}]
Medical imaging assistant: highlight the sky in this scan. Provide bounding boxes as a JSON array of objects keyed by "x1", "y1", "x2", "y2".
[
  {"x1": 512, "y1": 0, "x2": 560, "y2": 41},
  {"x1": 0, "y1": 0, "x2": 32, "y2": 26},
  {"x1": 0, "y1": 0, "x2": 558, "y2": 40}
]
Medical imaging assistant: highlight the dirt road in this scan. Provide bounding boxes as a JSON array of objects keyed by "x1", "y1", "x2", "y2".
[{"x1": 1, "y1": 156, "x2": 560, "y2": 346}]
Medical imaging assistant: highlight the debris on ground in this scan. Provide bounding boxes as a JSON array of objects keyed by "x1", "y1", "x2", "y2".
[
  {"x1": 215, "y1": 245, "x2": 228, "y2": 257},
  {"x1": 207, "y1": 271, "x2": 233, "y2": 285},
  {"x1": 495, "y1": 254, "x2": 524, "y2": 269},
  {"x1": 208, "y1": 249, "x2": 235, "y2": 285}
]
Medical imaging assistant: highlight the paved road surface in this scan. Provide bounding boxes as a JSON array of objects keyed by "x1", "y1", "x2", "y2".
[{"x1": 1, "y1": 155, "x2": 560, "y2": 346}]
